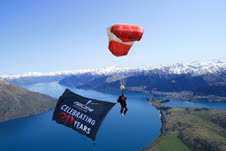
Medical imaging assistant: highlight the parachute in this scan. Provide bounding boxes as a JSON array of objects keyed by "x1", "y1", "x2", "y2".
[
  {"x1": 107, "y1": 24, "x2": 144, "y2": 57},
  {"x1": 52, "y1": 89, "x2": 116, "y2": 141},
  {"x1": 107, "y1": 24, "x2": 144, "y2": 91}
]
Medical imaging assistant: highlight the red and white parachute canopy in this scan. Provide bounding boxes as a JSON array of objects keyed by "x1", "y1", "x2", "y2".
[{"x1": 107, "y1": 24, "x2": 144, "y2": 57}]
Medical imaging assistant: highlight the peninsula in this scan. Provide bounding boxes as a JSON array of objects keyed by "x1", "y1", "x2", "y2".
[{"x1": 144, "y1": 98, "x2": 226, "y2": 151}]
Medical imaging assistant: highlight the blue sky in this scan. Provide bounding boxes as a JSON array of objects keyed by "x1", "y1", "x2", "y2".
[{"x1": 0, "y1": 0, "x2": 226, "y2": 74}]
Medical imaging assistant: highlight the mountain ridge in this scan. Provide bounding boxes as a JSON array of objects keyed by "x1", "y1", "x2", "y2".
[
  {"x1": 1, "y1": 59, "x2": 226, "y2": 100},
  {"x1": 2, "y1": 59, "x2": 226, "y2": 80}
]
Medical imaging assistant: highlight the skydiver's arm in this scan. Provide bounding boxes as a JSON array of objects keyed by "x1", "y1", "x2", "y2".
[{"x1": 117, "y1": 96, "x2": 121, "y2": 103}]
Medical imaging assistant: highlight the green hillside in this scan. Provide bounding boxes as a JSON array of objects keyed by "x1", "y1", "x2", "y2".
[{"x1": 145, "y1": 100, "x2": 226, "y2": 151}]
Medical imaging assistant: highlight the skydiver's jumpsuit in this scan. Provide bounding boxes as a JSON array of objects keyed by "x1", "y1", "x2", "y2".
[{"x1": 117, "y1": 95, "x2": 128, "y2": 115}]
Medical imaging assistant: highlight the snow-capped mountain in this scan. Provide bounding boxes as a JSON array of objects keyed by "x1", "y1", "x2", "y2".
[
  {"x1": 1, "y1": 59, "x2": 226, "y2": 80},
  {"x1": 57, "y1": 59, "x2": 226, "y2": 95},
  {"x1": 1, "y1": 59, "x2": 226, "y2": 96},
  {"x1": 0, "y1": 78, "x2": 9, "y2": 85}
]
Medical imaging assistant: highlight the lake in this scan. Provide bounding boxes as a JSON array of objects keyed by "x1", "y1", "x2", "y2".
[
  {"x1": 1, "y1": 82, "x2": 226, "y2": 151},
  {"x1": 0, "y1": 82, "x2": 161, "y2": 151}
]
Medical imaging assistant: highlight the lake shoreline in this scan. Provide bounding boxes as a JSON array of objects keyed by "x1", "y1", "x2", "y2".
[
  {"x1": 142, "y1": 99, "x2": 169, "y2": 151},
  {"x1": 142, "y1": 109, "x2": 166, "y2": 151},
  {"x1": 0, "y1": 108, "x2": 55, "y2": 123},
  {"x1": 151, "y1": 91, "x2": 226, "y2": 103},
  {"x1": 84, "y1": 87, "x2": 226, "y2": 103}
]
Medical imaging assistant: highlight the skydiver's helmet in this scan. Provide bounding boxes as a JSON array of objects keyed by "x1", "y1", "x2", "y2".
[{"x1": 120, "y1": 85, "x2": 125, "y2": 91}]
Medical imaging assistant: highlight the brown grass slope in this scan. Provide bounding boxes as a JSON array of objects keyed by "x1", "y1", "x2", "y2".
[{"x1": 0, "y1": 78, "x2": 56, "y2": 122}]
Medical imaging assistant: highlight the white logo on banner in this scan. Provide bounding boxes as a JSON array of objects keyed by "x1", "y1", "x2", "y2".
[{"x1": 73, "y1": 100, "x2": 94, "y2": 112}]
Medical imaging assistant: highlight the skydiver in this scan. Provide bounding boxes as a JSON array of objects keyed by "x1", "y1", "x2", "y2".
[{"x1": 117, "y1": 93, "x2": 128, "y2": 116}]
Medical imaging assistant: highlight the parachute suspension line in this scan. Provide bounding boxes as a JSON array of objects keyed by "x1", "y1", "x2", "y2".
[
  {"x1": 118, "y1": 40, "x2": 126, "y2": 94},
  {"x1": 120, "y1": 78, "x2": 126, "y2": 88},
  {"x1": 120, "y1": 77, "x2": 126, "y2": 94}
]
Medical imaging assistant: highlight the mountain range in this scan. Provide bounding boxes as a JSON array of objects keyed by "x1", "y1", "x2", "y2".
[
  {"x1": 0, "y1": 78, "x2": 56, "y2": 122},
  {"x1": 2, "y1": 59, "x2": 226, "y2": 98}
]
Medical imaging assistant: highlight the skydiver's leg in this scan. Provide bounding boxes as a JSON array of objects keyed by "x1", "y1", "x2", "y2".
[
  {"x1": 120, "y1": 105, "x2": 124, "y2": 114},
  {"x1": 123, "y1": 106, "x2": 128, "y2": 115}
]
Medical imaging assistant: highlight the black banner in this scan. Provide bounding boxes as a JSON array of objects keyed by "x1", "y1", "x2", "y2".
[{"x1": 52, "y1": 89, "x2": 116, "y2": 140}]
